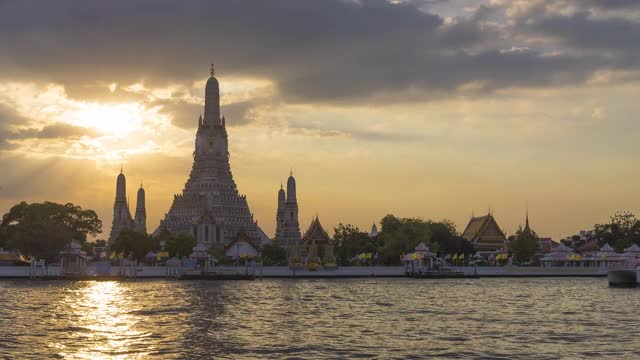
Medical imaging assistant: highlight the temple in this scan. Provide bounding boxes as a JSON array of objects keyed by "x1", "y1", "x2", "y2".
[
  {"x1": 155, "y1": 65, "x2": 268, "y2": 248},
  {"x1": 108, "y1": 169, "x2": 146, "y2": 246},
  {"x1": 274, "y1": 172, "x2": 302, "y2": 252},
  {"x1": 461, "y1": 211, "x2": 507, "y2": 253},
  {"x1": 301, "y1": 215, "x2": 335, "y2": 263}
]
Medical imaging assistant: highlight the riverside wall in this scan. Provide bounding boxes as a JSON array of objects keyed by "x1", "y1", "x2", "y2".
[{"x1": 0, "y1": 265, "x2": 612, "y2": 279}]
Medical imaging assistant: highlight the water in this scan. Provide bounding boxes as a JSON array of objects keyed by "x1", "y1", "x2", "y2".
[{"x1": 0, "y1": 278, "x2": 638, "y2": 359}]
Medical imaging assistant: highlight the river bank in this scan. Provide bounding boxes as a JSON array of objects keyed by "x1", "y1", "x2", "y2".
[{"x1": 0, "y1": 264, "x2": 613, "y2": 279}]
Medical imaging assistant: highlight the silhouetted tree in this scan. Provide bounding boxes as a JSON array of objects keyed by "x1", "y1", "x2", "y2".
[
  {"x1": 261, "y1": 240, "x2": 288, "y2": 265},
  {"x1": 163, "y1": 233, "x2": 196, "y2": 258},
  {"x1": 510, "y1": 226, "x2": 540, "y2": 264},
  {"x1": 112, "y1": 229, "x2": 157, "y2": 262},
  {"x1": 594, "y1": 211, "x2": 640, "y2": 251},
  {"x1": 333, "y1": 223, "x2": 373, "y2": 265},
  {"x1": 0, "y1": 201, "x2": 102, "y2": 261}
]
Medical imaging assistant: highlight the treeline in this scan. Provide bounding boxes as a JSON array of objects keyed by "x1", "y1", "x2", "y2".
[
  {"x1": 333, "y1": 214, "x2": 474, "y2": 266},
  {"x1": 567, "y1": 211, "x2": 640, "y2": 252}
]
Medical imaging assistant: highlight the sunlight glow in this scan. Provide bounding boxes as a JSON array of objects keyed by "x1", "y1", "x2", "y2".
[{"x1": 67, "y1": 103, "x2": 145, "y2": 135}]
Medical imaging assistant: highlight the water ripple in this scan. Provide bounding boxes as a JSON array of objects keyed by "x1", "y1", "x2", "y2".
[{"x1": 0, "y1": 278, "x2": 639, "y2": 358}]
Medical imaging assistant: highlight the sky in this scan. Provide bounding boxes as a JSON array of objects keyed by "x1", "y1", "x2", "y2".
[{"x1": 1, "y1": 0, "x2": 639, "y2": 241}]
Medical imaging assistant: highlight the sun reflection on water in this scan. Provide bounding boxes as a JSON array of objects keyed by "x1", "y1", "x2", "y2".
[{"x1": 56, "y1": 281, "x2": 150, "y2": 359}]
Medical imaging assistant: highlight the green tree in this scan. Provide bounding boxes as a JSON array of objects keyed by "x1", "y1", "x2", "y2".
[
  {"x1": 333, "y1": 223, "x2": 373, "y2": 265},
  {"x1": 428, "y1": 219, "x2": 473, "y2": 255},
  {"x1": 510, "y1": 225, "x2": 540, "y2": 264},
  {"x1": 377, "y1": 215, "x2": 432, "y2": 265},
  {"x1": 594, "y1": 211, "x2": 640, "y2": 251},
  {"x1": 260, "y1": 240, "x2": 288, "y2": 265},
  {"x1": 374, "y1": 215, "x2": 474, "y2": 265},
  {"x1": 112, "y1": 229, "x2": 157, "y2": 262},
  {"x1": 164, "y1": 233, "x2": 196, "y2": 258},
  {"x1": 1, "y1": 201, "x2": 102, "y2": 261}
]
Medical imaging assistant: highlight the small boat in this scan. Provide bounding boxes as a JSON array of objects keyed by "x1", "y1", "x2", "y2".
[{"x1": 608, "y1": 259, "x2": 640, "y2": 287}]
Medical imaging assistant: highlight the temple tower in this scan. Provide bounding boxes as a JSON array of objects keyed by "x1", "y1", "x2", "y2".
[
  {"x1": 204, "y1": 64, "x2": 221, "y2": 125},
  {"x1": 109, "y1": 168, "x2": 134, "y2": 246},
  {"x1": 275, "y1": 184, "x2": 286, "y2": 242},
  {"x1": 279, "y1": 173, "x2": 301, "y2": 251},
  {"x1": 156, "y1": 66, "x2": 264, "y2": 247},
  {"x1": 134, "y1": 183, "x2": 147, "y2": 234}
]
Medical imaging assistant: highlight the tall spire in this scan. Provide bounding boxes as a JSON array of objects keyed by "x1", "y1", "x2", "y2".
[
  {"x1": 135, "y1": 183, "x2": 147, "y2": 234},
  {"x1": 525, "y1": 201, "x2": 530, "y2": 231},
  {"x1": 204, "y1": 64, "x2": 220, "y2": 125},
  {"x1": 210, "y1": 63, "x2": 215, "y2": 76},
  {"x1": 286, "y1": 172, "x2": 297, "y2": 204},
  {"x1": 116, "y1": 168, "x2": 127, "y2": 200}
]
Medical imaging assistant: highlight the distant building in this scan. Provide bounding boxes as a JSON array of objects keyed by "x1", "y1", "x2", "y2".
[
  {"x1": 461, "y1": 212, "x2": 507, "y2": 252},
  {"x1": 301, "y1": 216, "x2": 334, "y2": 260},
  {"x1": 370, "y1": 223, "x2": 378, "y2": 238},
  {"x1": 539, "y1": 238, "x2": 560, "y2": 254},
  {"x1": 108, "y1": 169, "x2": 146, "y2": 246}
]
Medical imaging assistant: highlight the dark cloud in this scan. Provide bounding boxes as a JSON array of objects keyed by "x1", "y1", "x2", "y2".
[
  {"x1": 155, "y1": 99, "x2": 202, "y2": 129},
  {"x1": 581, "y1": 0, "x2": 640, "y2": 9},
  {"x1": 157, "y1": 97, "x2": 272, "y2": 128},
  {"x1": 0, "y1": 103, "x2": 26, "y2": 149},
  {"x1": 0, "y1": 0, "x2": 638, "y2": 105},
  {"x1": 511, "y1": 7, "x2": 640, "y2": 53},
  {"x1": 223, "y1": 100, "x2": 264, "y2": 126},
  {"x1": 15, "y1": 123, "x2": 101, "y2": 139}
]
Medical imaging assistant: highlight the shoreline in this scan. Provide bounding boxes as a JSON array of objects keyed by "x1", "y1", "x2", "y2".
[{"x1": 0, "y1": 265, "x2": 614, "y2": 280}]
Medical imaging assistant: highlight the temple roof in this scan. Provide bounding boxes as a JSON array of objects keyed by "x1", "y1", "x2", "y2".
[
  {"x1": 576, "y1": 240, "x2": 599, "y2": 252},
  {"x1": 302, "y1": 216, "x2": 332, "y2": 245},
  {"x1": 225, "y1": 228, "x2": 260, "y2": 250},
  {"x1": 461, "y1": 214, "x2": 506, "y2": 243},
  {"x1": 624, "y1": 244, "x2": 640, "y2": 253}
]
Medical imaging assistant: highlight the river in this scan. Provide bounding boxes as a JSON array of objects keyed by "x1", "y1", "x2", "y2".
[{"x1": 0, "y1": 278, "x2": 638, "y2": 359}]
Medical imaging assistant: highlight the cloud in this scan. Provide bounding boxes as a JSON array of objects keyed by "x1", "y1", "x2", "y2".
[
  {"x1": 14, "y1": 123, "x2": 101, "y2": 139},
  {"x1": 509, "y1": 4, "x2": 640, "y2": 53},
  {"x1": 1, "y1": 0, "x2": 637, "y2": 106},
  {"x1": 155, "y1": 99, "x2": 202, "y2": 129},
  {"x1": 0, "y1": 104, "x2": 23, "y2": 149}
]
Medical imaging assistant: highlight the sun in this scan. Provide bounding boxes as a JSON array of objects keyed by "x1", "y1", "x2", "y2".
[{"x1": 66, "y1": 102, "x2": 145, "y2": 136}]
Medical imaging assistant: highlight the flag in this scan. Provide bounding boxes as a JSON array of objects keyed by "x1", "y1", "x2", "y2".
[
  {"x1": 459, "y1": 253, "x2": 464, "y2": 260},
  {"x1": 109, "y1": 251, "x2": 116, "y2": 259},
  {"x1": 352, "y1": 253, "x2": 359, "y2": 262},
  {"x1": 452, "y1": 253, "x2": 458, "y2": 261}
]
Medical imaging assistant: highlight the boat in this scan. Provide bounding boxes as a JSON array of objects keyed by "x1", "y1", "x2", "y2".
[{"x1": 608, "y1": 269, "x2": 638, "y2": 287}]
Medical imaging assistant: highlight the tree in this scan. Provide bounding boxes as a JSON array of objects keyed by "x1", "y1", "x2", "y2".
[
  {"x1": 112, "y1": 229, "x2": 157, "y2": 262},
  {"x1": 261, "y1": 240, "x2": 288, "y2": 265},
  {"x1": 0, "y1": 201, "x2": 102, "y2": 261},
  {"x1": 510, "y1": 225, "x2": 540, "y2": 264},
  {"x1": 375, "y1": 215, "x2": 474, "y2": 265},
  {"x1": 594, "y1": 211, "x2": 640, "y2": 251},
  {"x1": 163, "y1": 233, "x2": 196, "y2": 258},
  {"x1": 428, "y1": 219, "x2": 473, "y2": 255},
  {"x1": 333, "y1": 223, "x2": 372, "y2": 265},
  {"x1": 377, "y1": 215, "x2": 432, "y2": 265}
]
